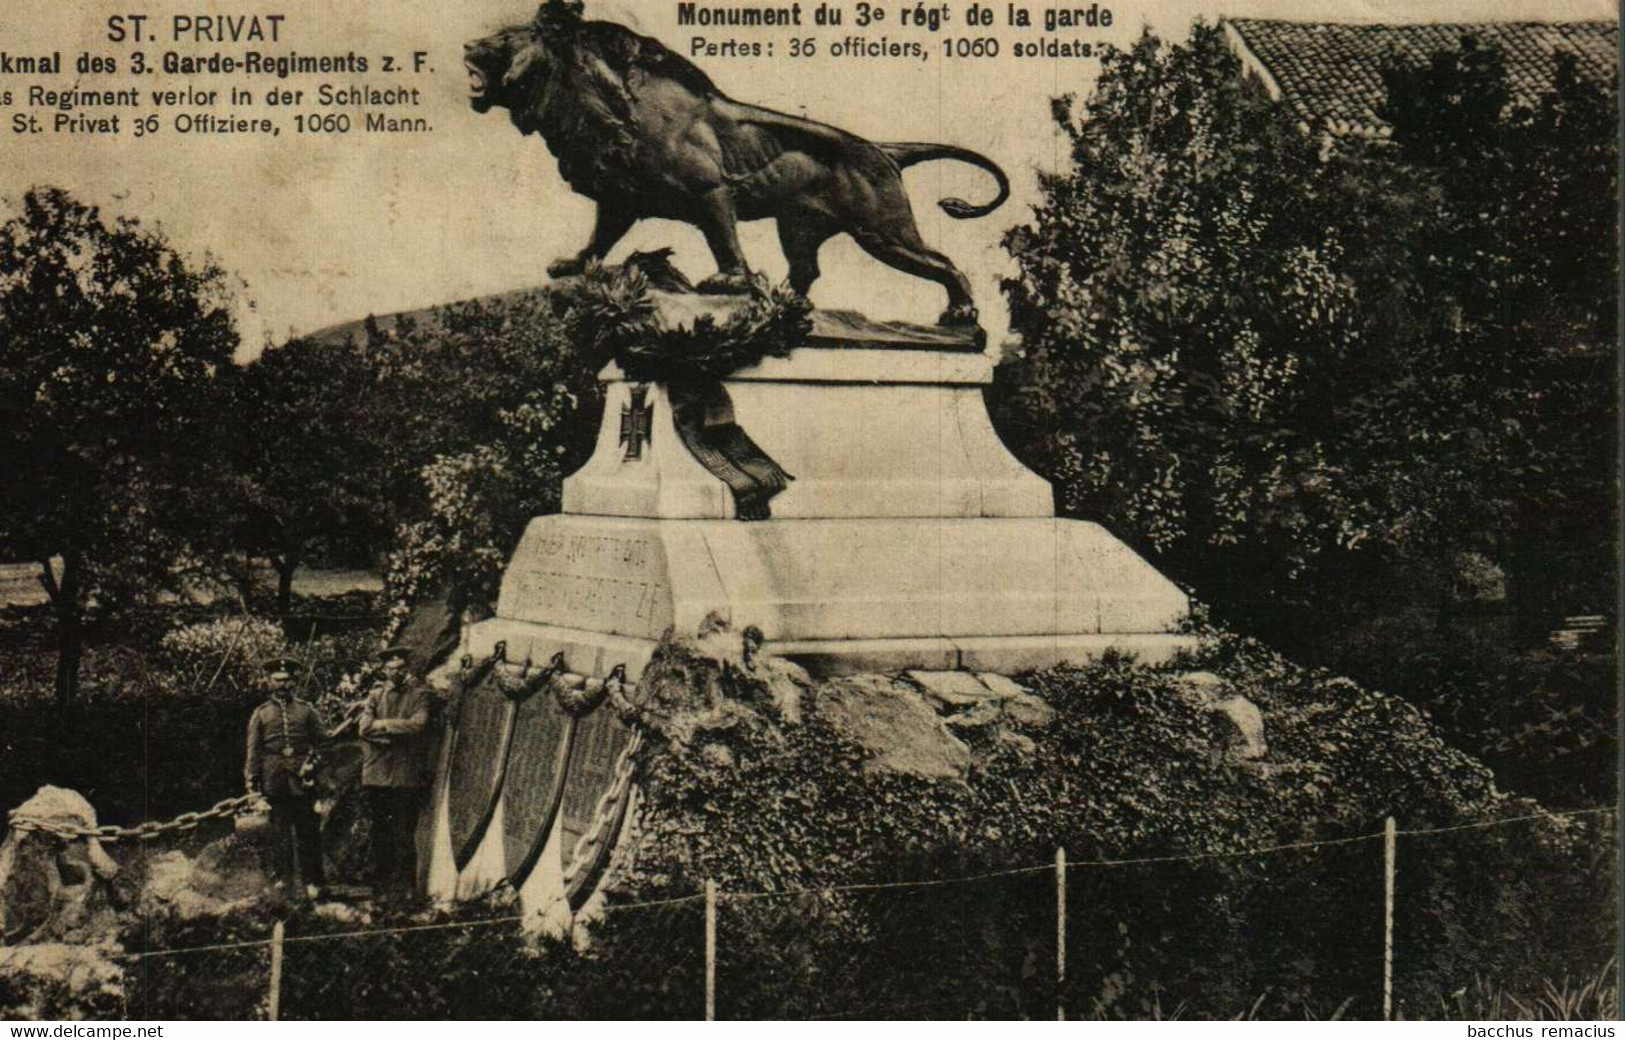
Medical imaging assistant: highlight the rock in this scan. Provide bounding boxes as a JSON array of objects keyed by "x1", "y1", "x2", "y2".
[
  {"x1": 0, "y1": 942, "x2": 124, "y2": 1018},
  {"x1": 1002, "y1": 692, "x2": 1057, "y2": 729},
  {"x1": 139, "y1": 835, "x2": 268, "y2": 921},
  {"x1": 816, "y1": 675, "x2": 972, "y2": 780},
  {"x1": 1174, "y1": 671, "x2": 1227, "y2": 705},
  {"x1": 996, "y1": 730, "x2": 1038, "y2": 756},
  {"x1": 975, "y1": 673, "x2": 1030, "y2": 700},
  {"x1": 906, "y1": 670, "x2": 1003, "y2": 708},
  {"x1": 906, "y1": 669, "x2": 1055, "y2": 733},
  {"x1": 943, "y1": 698, "x2": 1003, "y2": 730},
  {"x1": 699, "y1": 742, "x2": 736, "y2": 769},
  {"x1": 141, "y1": 852, "x2": 219, "y2": 920},
  {"x1": 311, "y1": 900, "x2": 371, "y2": 926},
  {"x1": 638, "y1": 616, "x2": 811, "y2": 750},
  {"x1": 1212, "y1": 696, "x2": 1268, "y2": 761},
  {"x1": 0, "y1": 786, "x2": 120, "y2": 945},
  {"x1": 1175, "y1": 672, "x2": 1267, "y2": 761}
]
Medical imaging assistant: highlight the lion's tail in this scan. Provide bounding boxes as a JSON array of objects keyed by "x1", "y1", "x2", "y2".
[{"x1": 880, "y1": 142, "x2": 1011, "y2": 219}]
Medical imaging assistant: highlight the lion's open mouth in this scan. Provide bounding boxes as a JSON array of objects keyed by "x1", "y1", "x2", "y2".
[{"x1": 466, "y1": 62, "x2": 490, "y2": 109}]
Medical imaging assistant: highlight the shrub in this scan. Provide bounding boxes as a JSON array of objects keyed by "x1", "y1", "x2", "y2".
[{"x1": 157, "y1": 616, "x2": 291, "y2": 697}]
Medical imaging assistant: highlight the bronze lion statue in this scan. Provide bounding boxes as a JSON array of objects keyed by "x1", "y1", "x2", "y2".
[{"x1": 465, "y1": 0, "x2": 1010, "y2": 326}]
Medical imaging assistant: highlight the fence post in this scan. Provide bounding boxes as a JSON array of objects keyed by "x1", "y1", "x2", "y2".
[
  {"x1": 268, "y1": 919, "x2": 286, "y2": 1022},
  {"x1": 1056, "y1": 847, "x2": 1067, "y2": 1022},
  {"x1": 1383, "y1": 816, "x2": 1396, "y2": 1021},
  {"x1": 704, "y1": 879, "x2": 718, "y2": 1022}
]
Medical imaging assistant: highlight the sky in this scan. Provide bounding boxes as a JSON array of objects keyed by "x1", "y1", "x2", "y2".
[{"x1": 1, "y1": 0, "x2": 1613, "y2": 358}]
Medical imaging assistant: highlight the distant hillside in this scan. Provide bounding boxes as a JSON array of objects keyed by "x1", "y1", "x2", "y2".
[{"x1": 301, "y1": 286, "x2": 552, "y2": 349}]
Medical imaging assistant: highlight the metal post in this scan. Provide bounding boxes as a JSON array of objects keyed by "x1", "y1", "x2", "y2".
[
  {"x1": 1056, "y1": 847, "x2": 1067, "y2": 1022},
  {"x1": 268, "y1": 919, "x2": 286, "y2": 1022},
  {"x1": 1383, "y1": 816, "x2": 1397, "y2": 1021},
  {"x1": 704, "y1": 879, "x2": 718, "y2": 1022}
]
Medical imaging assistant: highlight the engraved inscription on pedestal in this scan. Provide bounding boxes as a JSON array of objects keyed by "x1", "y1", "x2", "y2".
[
  {"x1": 447, "y1": 679, "x2": 515, "y2": 871},
  {"x1": 500, "y1": 529, "x2": 674, "y2": 639},
  {"x1": 559, "y1": 704, "x2": 634, "y2": 907},
  {"x1": 502, "y1": 692, "x2": 576, "y2": 886}
]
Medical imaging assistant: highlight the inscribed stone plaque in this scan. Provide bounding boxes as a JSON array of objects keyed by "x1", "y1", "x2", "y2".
[
  {"x1": 447, "y1": 678, "x2": 515, "y2": 871},
  {"x1": 502, "y1": 528, "x2": 673, "y2": 638},
  {"x1": 502, "y1": 692, "x2": 575, "y2": 886},
  {"x1": 559, "y1": 703, "x2": 634, "y2": 906}
]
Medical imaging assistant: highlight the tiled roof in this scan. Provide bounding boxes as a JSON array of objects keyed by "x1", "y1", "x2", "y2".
[{"x1": 1224, "y1": 18, "x2": 1619, "y2": 136}]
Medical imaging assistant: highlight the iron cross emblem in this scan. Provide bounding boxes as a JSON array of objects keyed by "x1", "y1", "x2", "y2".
[{"x1": 620, "y1": 385, "x2": 653, "y2": 460}]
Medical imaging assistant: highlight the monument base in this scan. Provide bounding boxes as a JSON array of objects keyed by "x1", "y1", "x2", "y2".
[{"x1": 468, "y1": 513, "x2": 1196, "y2": 679}]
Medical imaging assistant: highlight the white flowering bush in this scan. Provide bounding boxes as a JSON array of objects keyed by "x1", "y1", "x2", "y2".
[{"x1": 156, "y1": 615, "x2": 290, "y2": 696}]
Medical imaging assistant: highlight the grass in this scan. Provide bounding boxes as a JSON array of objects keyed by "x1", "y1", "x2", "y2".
[{"x1": 1433, "y1": 960, "x2": 1619, "y2": 1021}]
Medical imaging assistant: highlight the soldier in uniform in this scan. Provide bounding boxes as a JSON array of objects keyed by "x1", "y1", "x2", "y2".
[
  {"x1": 357, "y1": 646, "x2": 432, "y2": 896},
  {"x1": 245, "y1": 656, "x2": 327, "y2": 898}
]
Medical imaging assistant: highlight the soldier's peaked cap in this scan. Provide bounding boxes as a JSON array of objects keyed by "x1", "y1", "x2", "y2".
[{"x1": 262, "y1": 656, "x2": 301, "y2": 675}]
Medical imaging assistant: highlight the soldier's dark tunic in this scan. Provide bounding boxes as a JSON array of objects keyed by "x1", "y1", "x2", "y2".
[{"x1": 245, "y1": 696, "x2": 326, "y2": 886}]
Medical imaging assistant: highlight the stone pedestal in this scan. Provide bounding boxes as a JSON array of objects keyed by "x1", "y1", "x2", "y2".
[
  {"x1": 430, "y1": 299, "x2": 1197, "y2": 919},
  {"x1": 465, "y1": 301, "x2": 1196, "y2": 680}
]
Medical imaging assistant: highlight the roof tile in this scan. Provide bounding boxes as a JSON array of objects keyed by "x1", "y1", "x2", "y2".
[{"x1": 1227, "y1": 18, "x2": 1618, "y2": 136}]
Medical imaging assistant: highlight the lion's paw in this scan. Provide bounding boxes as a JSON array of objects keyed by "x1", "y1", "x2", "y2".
[
  {"x1": 546, "y1": 257, "x2": 587, "y2": 279},
  {"x1": 696, "y1": 271, "x2": 756, "y2": 296},
  {"x1": 939, "y1": 303, "x2": 981, "y2": 328}
]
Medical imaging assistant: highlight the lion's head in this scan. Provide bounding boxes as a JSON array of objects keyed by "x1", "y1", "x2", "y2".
[{"x1": 464, "y1": 1, "x2": 584, "y2": 121}]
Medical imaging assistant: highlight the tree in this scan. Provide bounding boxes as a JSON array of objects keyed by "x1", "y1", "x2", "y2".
[
  {"x1": 0, "y1": 188, "x2": 239, "y2": 706},
  {"x1": 995, "y1": 23, "x2": 1617, "y2": 651},
  {"x1": 1381, "y1": 40, "x2": 1619, "y2": 637},
  {"x1": 207, "y1": 337, "x2": 393, "y2": 615},
  {"x1": 367, "y1": 294, "x2": 602, "y2": 634},
  {"x1": 995, "y1": 24, "x2": 1465, "y2": 639}
]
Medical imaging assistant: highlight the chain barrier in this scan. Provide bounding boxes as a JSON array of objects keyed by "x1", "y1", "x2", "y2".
[{"x1": 7, "y1": 793, "x2": 268, "y2": 844}]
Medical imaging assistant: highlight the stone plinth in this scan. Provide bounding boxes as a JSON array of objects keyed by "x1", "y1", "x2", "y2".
[
  {"x1": 562, "y1": 308, "x2": 1052, "y2": 521},
  {"x1": 464, "y1": 296, "x2": 1197, "y2": 680},
  {"x1": 468, "y1": 514, "x2": 1191, "y2": 679}
]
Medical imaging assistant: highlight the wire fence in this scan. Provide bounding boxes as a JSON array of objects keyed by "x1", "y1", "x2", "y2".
[{"x1": 103, "y1": 806, "x2": 1617, "y2": 1021}]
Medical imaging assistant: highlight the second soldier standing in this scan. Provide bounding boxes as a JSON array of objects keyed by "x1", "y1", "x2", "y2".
[{"x1": 357, "y1": 646, "x2": 432, "y2": 897}]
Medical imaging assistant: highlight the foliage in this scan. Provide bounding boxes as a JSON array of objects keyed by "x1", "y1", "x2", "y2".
[
  {"x1": 0, "y1": 602, "x2": 386, "y2": 827},
  {"x1": 199, "y1": 338, "x2": 392, "y2": 615},
  {"x1": 1378, "y1": 39, "x2": 1619, "y2": 636},
  {"x1": 1, "y1": 623, "x2": 1611, "y2": 1019},
  {"x1": 596, "y1": 636, "x2": 1614, "y2": 1018},
  {"x1": 561, "y1": 263, "x2": 813, "y2": 382},
  {"x1": 997, "y1": 24, "x2": 1463, "y2": 622},
  {"x1": 1318, "y1": 612, "x2": 1616, "y2": 808},
  {"x1": 993, "y1": 23, "x2": 1617, "y2": 802},
  {"x1": 384, "y1": 447, "x2": 536, "y2": 638},
  {"x1": 0, "y1": 956, "x2": 125, "y2": 1021},
  {"x1": 365, "y1": 294, "x2": 601, "y2": 632},
  {"x1": 995, "y1": 22, "x2": 1616, "y2": 630},
  {"x1": 0, "y1": 188, "x2": 241, "y2": 706},
  {"x1": 1437, "y1": 961, "x2": 1620, "y2": 1021},
  {"x1": 158, "y1": 617, "x2": 292, "y2": 682}
]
